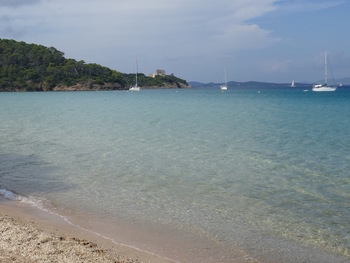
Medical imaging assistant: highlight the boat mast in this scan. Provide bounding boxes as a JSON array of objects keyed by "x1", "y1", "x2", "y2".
[
  {"x1": 135, "y1": 60, "x2": 138, "y2": 87},
  {"x1": 224, "y1": 67, "x2": 227, "y2": 86},
  {"x1": 325, "y1": 52, "x2": 327, "y2": 85}
]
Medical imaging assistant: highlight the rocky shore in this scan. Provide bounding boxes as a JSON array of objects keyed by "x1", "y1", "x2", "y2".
[{"x1": 51, "y1": 82, "x2": 190, "y2": 91}]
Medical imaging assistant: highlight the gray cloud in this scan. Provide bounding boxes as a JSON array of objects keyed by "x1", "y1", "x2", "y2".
[
  {"x1": 0, "y1": 0, "x2": 41, "y2": 8},
  {"x1": 0, "y1": 15, "x2": 25, "y2": 38}
]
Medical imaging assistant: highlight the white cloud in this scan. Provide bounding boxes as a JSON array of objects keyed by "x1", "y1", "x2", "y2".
[
  {"x1": 230, "y1": 0, "x2": 277, "y2": 21},
  {"x1": 1, "y1": 0, "x2": 279, "y2": 46},
  {"x1": 0, "y1": 0, "x2": 289, "y2": 81},
  {"x1": 220, "y1": 24, "x2": 280, "y2": 50}
]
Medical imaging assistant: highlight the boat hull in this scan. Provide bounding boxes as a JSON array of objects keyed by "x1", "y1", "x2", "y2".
[
  {"x1": 129, "y1": 85, "x2": 140, "y2": 91},
  {"x1": 312, "y1": 86, "x2": 336, "y2": 92}
]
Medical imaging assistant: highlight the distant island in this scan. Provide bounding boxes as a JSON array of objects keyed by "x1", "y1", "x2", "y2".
[
  {"x1": 188, "y1": 81, "x2": 313, "y2": 89},
  {"x1": 0, "y1": 38, "x2": 190, "y2": 91},
  {"x1": 189, "y1": 80, "x2": 349, "y2": 89}
]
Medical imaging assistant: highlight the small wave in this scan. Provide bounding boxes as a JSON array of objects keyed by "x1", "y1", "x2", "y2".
[
  {"x1": 0, "y1": 188, "x2": 23, "y2": 201},
  {"x1": 0, "y1": 188, "x2": 40, "y2": 207}
]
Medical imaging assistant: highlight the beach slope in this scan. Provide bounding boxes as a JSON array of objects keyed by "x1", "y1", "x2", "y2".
[{"x1": 0, "y1": 199, "x2": 174, "y2": 263}]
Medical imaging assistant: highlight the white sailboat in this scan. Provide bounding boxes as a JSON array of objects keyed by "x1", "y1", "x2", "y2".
[
  {"x1": 221, "y1": 68, "x2": 228, "y2": 91},
  {"x1": 129, "y1": 60, "x2": 140, "y2": 91},
  {"x1": 312, "y1": 52, "x2": 336, "y2": 92},
  {"x1": 291, "y1": 80, "x2": 295, "y2": 87}
]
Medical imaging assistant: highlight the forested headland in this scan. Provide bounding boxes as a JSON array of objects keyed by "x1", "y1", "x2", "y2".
[{"x1": 0, "y1": 39, "x2": 189, "y2": 91}]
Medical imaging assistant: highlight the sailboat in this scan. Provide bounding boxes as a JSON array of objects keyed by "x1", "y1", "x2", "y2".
[
  {"x1": 221, "y1": 68, "x2": 228, "y2": 91},
  {"x1": 312, "y1": 52, "x2": 336, "y2": 92},
  {"x1": 129, "y1": 60, "x2": 140, "y2": 91},
  {"x1": 291, "y1": 80, "x2": 295, "y2": 87}
]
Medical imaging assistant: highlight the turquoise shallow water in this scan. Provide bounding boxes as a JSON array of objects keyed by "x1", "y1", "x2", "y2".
[{"x1": 1, "y1": 88, "x2": 350, "y2": 262}]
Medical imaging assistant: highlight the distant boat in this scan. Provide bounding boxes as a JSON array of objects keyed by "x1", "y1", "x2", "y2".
[
  {"x1": 312, "y1": 52, "x2": 336, "y2": 92},
  {"x1": 129, "y1": 60, "x2": 140, "y2": 91},
  {"x1": 221, "y1": 68, "x2": 228, "y2": 91},
  {"x1": 291, "y1": 80, "x2": 295, "y2": 87},
  {"x1": 220, "y1": 83, "x2": 228, "y2": 91}
]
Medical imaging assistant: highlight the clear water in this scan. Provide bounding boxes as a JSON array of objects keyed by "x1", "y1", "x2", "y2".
[{"x1": 1, "y1": 88, "x2": 349, "y2": 262}]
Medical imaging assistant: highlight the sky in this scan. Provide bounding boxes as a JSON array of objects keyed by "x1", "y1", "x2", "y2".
[{"x1": 0, "y1": 0, "x2": 349, "y2": 83}]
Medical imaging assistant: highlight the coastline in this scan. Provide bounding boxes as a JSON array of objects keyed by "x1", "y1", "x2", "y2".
[
  {"x1": 0, "y1": 192, "x2": 258, "y2": 263},
  {"x1": 1, "y1": 195, "x2": 349, "y2": 263},
  {"x1": 0, "y1": 197, "x2": 175, "y2": 263}
]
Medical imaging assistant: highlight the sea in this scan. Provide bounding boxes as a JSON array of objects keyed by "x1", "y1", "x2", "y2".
[{"x1": 0, "y1": 87, "x2": 349, "y2": 263}]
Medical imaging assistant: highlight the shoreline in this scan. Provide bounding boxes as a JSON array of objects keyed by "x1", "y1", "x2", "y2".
[
  {"x1": 0, "y1": 197, "x2": 254, "y2": 263},
  {"x1": 1, "y1": 195, "x2": 349, "y2": 263},
  {"x1": 0, "y1": 197, "x2": 175, "y2": 263},
  {"x1": 0, "y1": 189, "x2": 258, "y2": 263}
]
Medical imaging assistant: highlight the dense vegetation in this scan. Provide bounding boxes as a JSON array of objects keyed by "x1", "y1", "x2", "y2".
[{"x1": 0, "y1": 38, "x2": 188, "y2": 91}]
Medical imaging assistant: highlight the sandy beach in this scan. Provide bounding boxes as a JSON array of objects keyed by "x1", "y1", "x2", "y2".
[
  {"x1": 0, "y1": 198, "x2": 174, "y2": 263},
  {"x1": 2, "y1": 196, "x2": 350, "y2": 263}
]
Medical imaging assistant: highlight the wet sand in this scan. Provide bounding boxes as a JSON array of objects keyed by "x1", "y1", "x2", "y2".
[
  {"x1": 0, "y1": 198, "x2": 175, "y2": 263},
  {"x1": 1, "y1": 197, "x2": 349, "y2": 263}
]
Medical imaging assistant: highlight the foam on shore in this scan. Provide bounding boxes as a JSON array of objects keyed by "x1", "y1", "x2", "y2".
[{"x1": 0, "y1": 188, "x2": 23, "y2": 201}]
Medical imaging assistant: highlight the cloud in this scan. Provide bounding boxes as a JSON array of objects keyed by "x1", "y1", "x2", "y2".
[
  {"x1": 7, "y1": 1, "x2": 277, "y2": 53},
  {"x1": 230, "y1": 0, "x2": 277, "y2": 21},
  {"x1": 0, "y1": 14, "x2": 25, "y2": 38},
  {"x1": 0, "y1": 0, "x2": 41, "y2": 8},
  {"x1": 1, "y1": 1, "x2": 279, "y2": 43},
  {"x1": 0, "y1": 0, "x2": 285, "y2": 81},
  {"x1": 220, "y1": 24, "x2": 280, "y2": 50},
  {"x1": 262, "y1": 59, "x2": 291, "y2": 73},
  {"x1": 276, "y1": 0, "x2": 345, "y2": 13}
]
